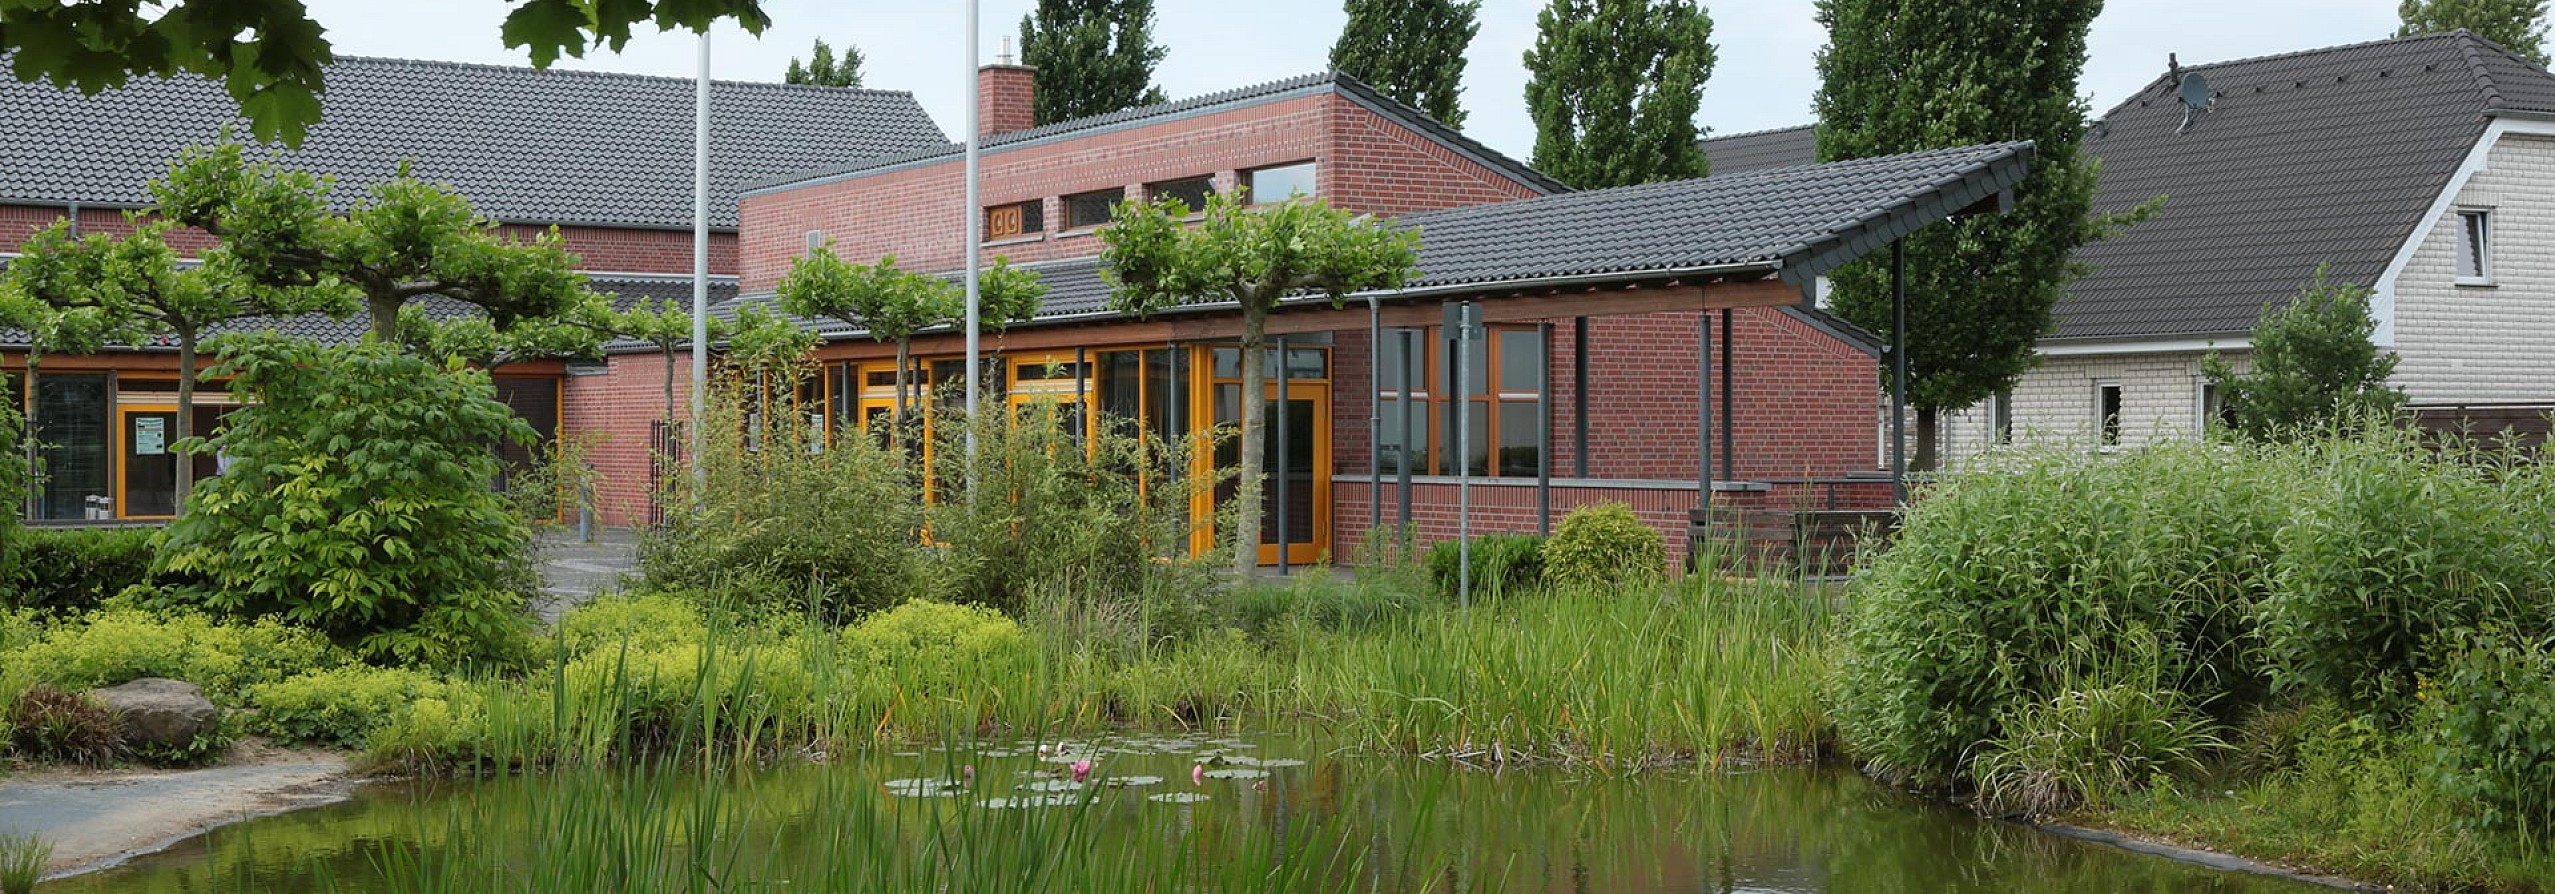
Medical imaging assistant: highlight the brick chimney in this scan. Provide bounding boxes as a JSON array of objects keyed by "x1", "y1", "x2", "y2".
[{"x1": 977, "y1": 64, "x2": 1037, "y2": 137}]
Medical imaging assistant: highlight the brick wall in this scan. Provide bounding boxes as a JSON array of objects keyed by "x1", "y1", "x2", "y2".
[
  {"x1": 978, "y1": 65, "x2": 1038, "y2": 137},
  {"x1": 1330, "y1": 478, "x2": 1895, "y2": 568},
  {"x1": 1321, "y1": 100, "x2": 1550, "y2": 215},
  {"x1": 564, "y1": 352, "x2": 690, "y2": 527},
  {"x1": 2394, "y1": 132, "x2": 2555, "y2": 405}
]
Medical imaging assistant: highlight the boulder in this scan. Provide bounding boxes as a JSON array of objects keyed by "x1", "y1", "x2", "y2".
[{"x1": 92, "y1": 678, "x2": 220, "y2": 749}]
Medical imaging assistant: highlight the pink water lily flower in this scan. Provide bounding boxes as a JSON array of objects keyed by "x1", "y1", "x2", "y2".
[
  {"x1": 1192, "y1": 764, "x2": 1207, "y2": 786},
  {"x1": 1070, "y1": 759, "x2": 1093, "y2": 782}
]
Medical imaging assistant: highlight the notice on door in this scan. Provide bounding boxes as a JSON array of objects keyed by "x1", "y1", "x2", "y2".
[{"x1": 134, "y1": 417, "x2": 167, "y2": 455}]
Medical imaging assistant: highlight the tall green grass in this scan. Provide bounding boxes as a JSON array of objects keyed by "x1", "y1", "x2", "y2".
[{"x1": 0, "y1": 830, "x2": 48, "y2": 894}]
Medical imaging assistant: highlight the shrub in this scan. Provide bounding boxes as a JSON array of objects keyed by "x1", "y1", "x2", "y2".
[
  {"x1": 553, "y1": 592, "x2": 708, "y2": 657},
  {"x1": 5, "y1": 527, "x2": 154, "y2": 612},
  {"x1": 1835, "y1": 441, "x2": 2290, "y2": 788},
  {"x1": 6, "y1": 683, "x2": 122, "y2": 766},
  {"x1": 151, "y1": 337, "x2": 539, "y2": 667},
  {"x1": 2429, "y1": 631, "x2": 2555, "y2": 834},
  {"x1": 1970, "y1": 681, "x2": 2222, "y2": 816},
  {"x1": 1232, "y1": 569, "x2": 1430, "y2": 636},
  {"x1": 843, "y1": 600, "x2": 1032, "y2": 696},
  {"x1": 246, "y1": 665, "x2": 451, "y2": 748},
  {"x1": 1426, "y1": 533, "x2": 1545, "y2": 601},
  {"x1": 1, "y1": 607, "x2": 345, "y2": 700},
  {"x1": 1541, "y1": 503, "x2": 1665, "y2": 592},
  {"x1": 2260, "y1": 435, "x2": 2555, "y2": 714}
]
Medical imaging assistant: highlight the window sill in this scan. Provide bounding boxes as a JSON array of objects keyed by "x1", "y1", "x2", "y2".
[
  {"x1": 2455, "y1": 277, "x2": 2497, "y2": 289},
  {"x1": 980, "y1": 234, "x2": 1045, "y2": 248},
  {"x1": 1055, "y1": 227, "x2": 1103, "y2": 239}
]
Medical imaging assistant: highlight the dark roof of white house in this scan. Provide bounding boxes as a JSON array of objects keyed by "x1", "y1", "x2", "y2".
[
  {"x1": 713, "y1": 141, "x2": 2036, "y2": 344},
  {"x1": 1701, "y1": 125, "x2": 1818, "y2": 176},
  {"x1": 744, "y1": 71, "x2": 1568, "y2": 197},
  {"x1": 0, "y1": 55, "x2": 947, "y2": 231}
]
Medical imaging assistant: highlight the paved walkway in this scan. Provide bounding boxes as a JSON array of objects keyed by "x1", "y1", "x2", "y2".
[
  {"x1": 533, "y1": 528, "x2": 640, "y2": 622},
  {"x1": 0, "y1": 758, "x2": 354, "y2": 876}
]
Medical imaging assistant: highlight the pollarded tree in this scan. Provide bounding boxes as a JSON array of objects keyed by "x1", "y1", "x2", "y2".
[
  {"x1": 1331, "y1": 0, "x2": 1482, "y2": 127},
  {"x1": 0, "y1": 0, "x2": 772, "y2": 145},
  {"x1": 152, "y1": 140, "x2": 591, "y2": 349},
  {"x1": 785, "y1": 38, "x2": 866, "y2": 87},
  {"x1": 1522, "y1": 0, "x2": 1715, "y2": 189},
  {"x1": 1101, "y1": 192, "x2": 1419, "y2": 575},
  {"x1": 2400, "y1": 0, "x2": 2551, "y2": 66},
  {"x1": 1813, "y1": 0, "x2": 2113, "y2": 471},
  {"x1": 1018, "y1": 0, "x2": 1168, "y2": 125},
  {"x1": 777, "y1": 249, "x2": 1045, "y2": 423},
  {"x1": 2203, "y1": 269, "x2": 2407, "y2": 441},
  {"x1": 6, "y1": 219, "x2": 344, "y2": 507},
  {"x1": 0, "y1": 286, "x2": 118, "y2": 519},
  {"x1": 608, "y1": 298, "x2": 734, "y2": 424}
]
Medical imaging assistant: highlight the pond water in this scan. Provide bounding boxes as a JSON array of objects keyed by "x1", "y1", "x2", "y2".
[{"x1": 48, "y1": 735, "x2": 2326, "y2": 893}]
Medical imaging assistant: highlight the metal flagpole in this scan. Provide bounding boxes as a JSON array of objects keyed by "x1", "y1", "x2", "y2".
[
  {"x1": 688, "y1": 30, "x2": 710, "y2": 486},
  {"x1": 962, "y1": 0, "x2": 984, "y2": 465}
]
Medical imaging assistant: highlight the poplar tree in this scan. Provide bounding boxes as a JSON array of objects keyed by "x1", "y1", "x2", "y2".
[
  {"x1": 2399, "y1": 0, "x2": 2551, "y2": 65},
  {"x1": 1018, "y1": 0, "x2": 1168, "y2": 125},
  {"x1": 1522, "y1": 0, "x2": 1715, "y2": 189},
  {"x1": 1331, "y1": 0, "x2": 1482, "y2": 127},
  {"x1": 784, "y1": 38, "x2": 866, "y2": 87},
  {"x1": 1813, "y1": 0, "x2": 2112, "y2": 471}
]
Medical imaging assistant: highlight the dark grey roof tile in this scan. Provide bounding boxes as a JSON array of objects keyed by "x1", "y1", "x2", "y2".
[{"x1": 1699, "y1": 125, "x2": 1818, "y2": 175}]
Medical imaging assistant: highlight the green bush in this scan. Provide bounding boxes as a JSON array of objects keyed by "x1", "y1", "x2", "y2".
[
  {"x1": 1426, "y1": 533, "x2": 1545, "y2": 601},
  {"x1": 842, "y1": 600, "x2": 1032, "y2": 696},
  {"x1": 2429, "y1": 631, "x2": 2555, "y2": 833},
  {"x1": 2259, "y1": 436, "x2": 2555, "y2": 714},
  {"x1": 246, "y1": 665, "x2": 451, "y2": 748},
  {"x1": 5, "y1": 527, "x2": 154, "y2": 612},
  {"x1": 1835, "y1": 441, "x2": 2290, "y2": 788},
  {"x1": 1541, "y1": 503, "x2": 1665, "y2": 592},
  {"x1": 151, "y1": 337, "x2": 539, "y2": 667},
  {"x1": 1232, "y1": 569, "x2": 1430, "y2": 636},
  {"x1": 1, "y1": 607, "x2": 345, "y2": 700},
  {"x1": 6, "y1": 683, "x2": 121, "y2": 766},
  {"x1": 559, "y1": 639, "x2": 817, "y2": 752},
  {"x1": 553, "y1": 591, "x2": 708, "y2": 657},
  {"x1": 1971, "y1": 680, "x2": 2222, "y2": 816}
]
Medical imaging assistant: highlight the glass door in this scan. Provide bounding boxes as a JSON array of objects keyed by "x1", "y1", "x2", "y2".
[
  {"x1": 1196, "y1": 345, "x2": 1331, "y2": 566},
  {"x1": 117, "y1": 407, "x2": 179, "y2": 519}
]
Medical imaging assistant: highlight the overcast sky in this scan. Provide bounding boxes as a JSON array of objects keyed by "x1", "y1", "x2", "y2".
[{"x1": 302, "y1": 0, "x2": 2404, "y2": 159}]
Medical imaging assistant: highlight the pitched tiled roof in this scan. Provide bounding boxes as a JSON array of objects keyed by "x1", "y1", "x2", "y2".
[
  {"x1": 2058, "y1": 30, "x2": 2555, "y2": 341},
  {"x1": 0, "y1": 275, "x2": 737, "y2": 350},
  {"x1": 745, "y1": 71, "x2": 1566, "y2": 196},
  {"x1": 1700, "y1": 125, "x2": 1819, "y2": 176},
  {"x1": 0, "y1": 55, "x2": 946, "y2": 231},
  {"x1": 715, "y1": 141, "x2": 2037, "y2": 341}
]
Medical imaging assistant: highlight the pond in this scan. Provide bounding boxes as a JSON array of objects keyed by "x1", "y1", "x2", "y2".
[{"x1": 48, "y1": 735, "x2": 2327, "y2": 893}]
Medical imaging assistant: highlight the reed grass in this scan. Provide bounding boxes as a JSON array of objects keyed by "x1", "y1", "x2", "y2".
[{"x1": 0, "y1": 830, "x2": 50, "y2": 894}]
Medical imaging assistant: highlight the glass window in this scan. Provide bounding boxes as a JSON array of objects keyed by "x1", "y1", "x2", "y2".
[
  {"x1": 1443, "y1": 399, "x2": 1490, "y2": 476},
  {"x1": 1064, "y1": 189, "x2": 1122, "y2": 229},
  {"x1": 2097, "y1": 383, "x2": 2123, "y2": 447},
  {"x1": 986, "y1": 201, "x2": 1043, "y2": 240},
  {"x1": 1147, "y1": 176, "x2": 1215, "y2": 213},
  {"x1": 35, "y1": 373, "x2": 110, "y2": 520},
  {"x1": 1243, "y1": 161, "x2": 1316, "y2": 204},
  {"x1": 2458, "y1": 210, "x2": 2492, "y2": 283},
  {"x1": 1497, "y1": 402, "x2": 1542, "y2": 478},
  {"x1": 1499, "y1": 328, "x2": 1544, "y2": 395}
]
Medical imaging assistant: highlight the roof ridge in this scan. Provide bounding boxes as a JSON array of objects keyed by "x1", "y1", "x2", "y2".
[
  {"x1": 1701, "y1": 123, "x2": 1817, "y2": 143},
  {"x1": 1404, "y1": 142, "x2": 2024, "y2": 225},
  {"x1": 2177, "y1": 30, "x2": 2468, "y2": 75},
  {"x1": 2452, "y1": 31, "x2": 2511, "y2": 109},
  {"x1": 324, "y1": 53, "x2": 923, "y2": 99}
]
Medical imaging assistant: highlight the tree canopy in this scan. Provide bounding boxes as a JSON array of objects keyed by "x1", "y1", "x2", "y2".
[
  {"x1": 785, "y1": 38, "x2": 865, "y2": 87},
  {"x1": 777, "y1": 248, "x2": 1044, "y2": 419},
  {"x1": 2203, "y1": 269, "x2": 2407, "y2": 441},
  {"x1": 1018, "y1": 0, "x2": 1168, "y2": 125},
  {"x1": 1331, "y1": 0, "x2": 1482, "y2": 127},
  {"x1": 1101, "y1": 192, "x2": 1418, "y2": 574},
  {"x1": 2399, "y1": 0, "x2": 2552, "y2": 65},
  {"x1": 1522, "y1": 0, "x2": 1715, "y2": 189},
  {"x1": 1812, "y1": 0, "x2": 2116, "y2": 470},
  {"x1": 0, "y1": 0, "x2": 771, "y2": 146}
]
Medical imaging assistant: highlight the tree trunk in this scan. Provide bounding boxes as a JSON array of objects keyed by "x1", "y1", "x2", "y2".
[
  {"x1": 662, "y1": 348, "x2": 677, "y2": 425},
  {"x1": 173, "y1": 332, "x2": 198, "y2": 510},
  {"x1": 1914, "y1": 406, "x2": 1941, "y2": 473},
  {"x1": 1233, "y1": 309, "x2": 1268, "y2": 577},
  {"x1": 893, "y1": 338, "x2": 912, "y2": 445},
  {"x1": 21, "y1": 349, "x2": 39, "y2": 519},
  {"x1": 368, "y1": 295, "x2": 401, "y2": 346}
]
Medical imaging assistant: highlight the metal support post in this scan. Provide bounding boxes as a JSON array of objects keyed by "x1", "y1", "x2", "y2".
[
  {"x1": 1720, "y1": 308, "x2": 1735, "y2": 484},
  {"x1": 1274, "y1": 335, "x2": 1291, "y2": 576},
  {"x1": 1537, "y1": 321, "x2": 1553, "y2": 536},
  {"x1": 1368, "y1": 296, "x2": 1382, "y2": 535},
  {"x1": 1572, "y1": 317, "x2": 1589, "y2": 479},
  {"x1": 1891, "y1": 240, "x2": 1909, "y2": 505},
  {"x1": 1397, "y1": 328, "x2": 1415, "y2": 538}
]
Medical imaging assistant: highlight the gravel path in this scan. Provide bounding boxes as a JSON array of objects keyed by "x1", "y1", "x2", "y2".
[
  {"x1": 0, "y1": 755, "x2": 355, "y2": 877},
  {"x1": 533, "y1": 528, "x2": 639, "y2": 622}
]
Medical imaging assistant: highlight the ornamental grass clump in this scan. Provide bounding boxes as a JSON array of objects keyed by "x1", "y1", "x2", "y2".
[
  {"x1": 0, "y1": 830, "x2": 49, "y2": 894},
  {"x1": 5, "y1": 683, "x2": 122, "y2": 766}
]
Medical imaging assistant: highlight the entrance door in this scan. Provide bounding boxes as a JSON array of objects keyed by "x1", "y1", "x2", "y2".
[
  {"x1": 118, "y1": 408, "x2": 179, "y2": 518},
  {"x1": 1199, "y1": 346, "x2": 1331, "y2": 566}
]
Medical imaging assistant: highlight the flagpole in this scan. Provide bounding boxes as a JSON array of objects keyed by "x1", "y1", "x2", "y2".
[
  {"x1": 689, "y1": 30, "x2": 711, "y2": 485},
  {"x1": 962, "y1": 0, "x2": 983, "y2": 464}
]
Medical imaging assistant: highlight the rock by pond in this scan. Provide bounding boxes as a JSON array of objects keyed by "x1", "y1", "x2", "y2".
[{"x1": 90, "y1": 679, "x2": 218, "y2": 751}]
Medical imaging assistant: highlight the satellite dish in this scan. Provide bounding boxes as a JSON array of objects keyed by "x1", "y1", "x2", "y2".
[{"x1": 2177, "y1": 71, "x2": 2213, "y2": 133}]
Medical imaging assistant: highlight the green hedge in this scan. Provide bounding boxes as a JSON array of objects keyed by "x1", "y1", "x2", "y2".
[
  {"x1": 5, "y1": 527, "x2": 157, "y2": 612},
  {"x1": 1427, "y1": 534, "x2": 1545, "y2": 601}
]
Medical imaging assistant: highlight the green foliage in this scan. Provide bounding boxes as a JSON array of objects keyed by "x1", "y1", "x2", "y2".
[
  {"x1": 0, "y1": 371, "x2": 22, "y2": 577},
  {"x1": 153, "y1": 140, "x2": 594, "y2": 346},
  {"x1": 1017, "y1": 0, "x2": 1168, "y2": 125},
  {"x1": 1836, "y1": 441, "x2": 2289, "y2": 787},
  {"x1": 1426, "y1": 533, "x2": 1546, "y2": 601},
  {"x1": 2203, "y1": 270, "x2": 2406, "y2": 442},
  {"x1": 783, "y1": 38, "x2": 865, "y2": 87},
  {"x1": 1522, "y1": 0, "x2": 1715, "y2": 189},
  {"x1": 777, "y1": 248, "x2": 1043, "y2": 416},
  {"x1": 5, "y1": 527, "x2": 155, "y2": 612},
  {"x1": 610, "y1": 297, "x2": 733, "y2": 422},
  {"x1": 1101, "y1": 190, "x2": 1420, "y2": 574},
  {"x1": 151, "y1": 337, "x2": 539, "y2": 667},
  {"x1": 2399, "y1": 0, "x2": 2551, "y2": 65},
  {"x1": 1812, "y1": 0, "x2": 2111, "y2": 470},
  {"x1": 841, "y1": 601, "x2": 1035, "y2": 696},
  {"x1": 2430, "y1": 631, "x2": 2555, "y2": 834},
  {"x1": 1331, "y1": 0, "x2": 1481, "y2": 126},
  {"x1": 1540, "y1": 503, "x2": 1665, "y2": 592},
  {"x1": 555, "y1": 592, "x2": 711, "y2": 657},
  {"x1": 644, "y1": 377, "x2": 932, "y2": 622},
  {"x1": 0, "y1": 829, "x2": 49, "y2": 894},
  {"x1": 5, "y1": 683, "x2": 122, "y2": 766},
  {"x1": 0, "y1": 607, "x2": 343, "y2": 700},
  {"x1": 0, "y1": 0, "x2": 770, "y2": 144},
  {"x1": 2258, "y1": 436, "x2": 2555, "y2": 714},
  {"x1": 246, "y1": 665, "x2": 451, "y2": 748},
  {"x1": 1231, "y1": 572, "x2": 1432, "y2": 636},
  {"x1": 1971, "y1": 679, "x2": 2223, "y2": 816}
]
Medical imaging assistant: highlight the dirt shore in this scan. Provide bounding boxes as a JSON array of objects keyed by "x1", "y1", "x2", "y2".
[{"x1": 0, "y1": 741, "x2": 360, "y2": 877}]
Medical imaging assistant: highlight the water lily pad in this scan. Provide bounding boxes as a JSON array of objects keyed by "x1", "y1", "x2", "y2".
[
  {"x1": 1148, "y1": 792, "x2": 1211, "y2": 804},
  {"x1": 1255, "y1": 758, "x2": 1307, "y2": 769},
  {"x1": 883, "y1": 778, "x2": 965, "y2": 798},
  {"x1": 981, "y1": 794, "x2": 1083, "y2": 809},
  {"x1": 1203, "y1": 768, "x2": 1269, "y2": 780},
  {"x1": 1101, "y1": 775, "x2": 1164, "y2": 788},
  {"x1": 1041, "y1": 753, "x2": 1102, "y2": 765},
  {"x1": 1020, "y1": 779, "x2": 1086, "y2": 793},
  {"x1": 1209, "y1": 739, "x2": 1256, "y2": 750},
  {"x1": 976, "y1": 749, "x2": 1023, "y2": 758}
]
